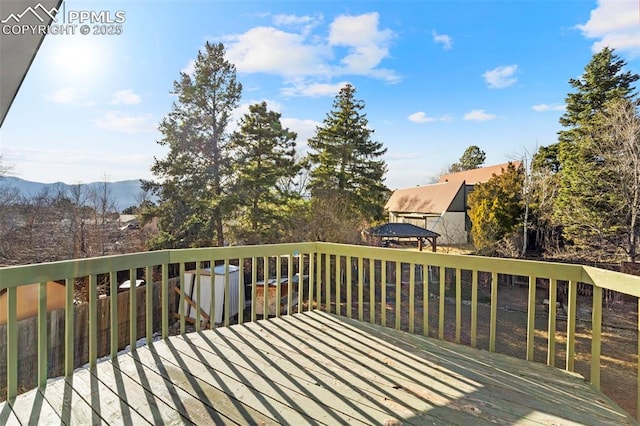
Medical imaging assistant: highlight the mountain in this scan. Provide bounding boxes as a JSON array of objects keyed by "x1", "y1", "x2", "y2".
[{"x1": 0, "y1": 177, "x2": 152, "y2": 211}]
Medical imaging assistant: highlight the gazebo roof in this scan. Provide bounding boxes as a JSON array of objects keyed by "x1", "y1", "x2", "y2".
[{"x1": 366, "y1": 223, "x2": 440, "y2": 239}]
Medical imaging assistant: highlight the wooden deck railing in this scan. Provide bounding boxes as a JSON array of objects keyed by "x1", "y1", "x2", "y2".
[{"x1": 1, "y1": 242, "x2": 640, "y2": 418}]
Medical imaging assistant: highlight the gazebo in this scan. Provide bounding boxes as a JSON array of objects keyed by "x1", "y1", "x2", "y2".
[{"x1": 365, "y1": 223, "x2": 440, "y2": 252}]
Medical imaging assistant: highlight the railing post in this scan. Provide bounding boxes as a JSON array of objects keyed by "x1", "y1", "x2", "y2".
[
  {"x1": 239, "y1": 257, "x2": 246, "y2": 323},
  {"x1": 471, "y1": 271, "x2": 478, "y2": 348},
  {"x1": 395, "y1": 262, "x2": 401, "y2": 330},
  {"x1": 381, "y1": 261, "x2": 387, "y2": 327},
  {"x1": 439, "y1": 266, "x2": 445, "y2": 340},
  {"x1": 179, "y1": 263, "x2": 186, "y2": 335},
  {"x1": 297, "y1": 254, "x2": 303, "y2": 314},
  {"x1": 146, "y1": 265, "x2": 153, "y2": 344},
  {"x1": 315, "y1": 254, "x2": 321, "y2": 311},
  {"x1": 7, "y1": 287, "x2": 18, "y2": 400},
  {"x1": 209, "y1": 258, "x2": 216, "y2": 329},
  {"x1": 526, "y1": 275, "x2": 536, "y2": 362},
  {"x1": 547, "y1": 278, "x2": 557, "y2": 367},
  {"x1": 65, "y1": 277, "x2": 74, "y2": 376},
  {"x1": 264, "y1": 257, "x2": 270, "y2": 318},
  {"x1": 369, "y1": 259, "x2": 375, "y2": 325},
  {"x1": 37, "y1": 281, "x2": 48, "y2": 388},
  {"x1": 489, "y1": 271, "x2": 498, "y2": 352},
  {"x1": 591, "y1": 286, "x2": 602, "y2": 390},
  {"x1": 335, "y1": 256, "x2": 341, "y2": 317},
  {"x1": 110, "y1": 271, "x2": 118, "y2": 356},
  {"x1": 409, "y1": 263, "x2": 415, "y2": 334},
  {"x1": 358, "y1": 257, "x2": 364, "y2": 321},
  {"x1": 276, "y1": 256, "x2": 282, "y2": 319},
  {"x1": 637, "y1": 300, "x2": 640, "y2": 418},
  {"x1": 287, "y1": 255, "x2": 294, "y2": 316},
  {"x1": 566, "y1": 280, "x2": 577, "y2": 372},
  {"x1": 346, "y1": 256, "x2": 352, "y2": 318},
  {"x1": 422, "y1": 264, "x2": 429, "y2": 337},
  {"x1": 455, "y1": 268, "x2": 461, "y2": 344},
  {"x1": 324, "y1": 254, "x2": 330, "y2": 313},
  {"x1": 224, "y1": 259, "x2": 231, "y2": 326},
  {"x1": 195, "y1": 263, "x2": 201, "y2": 332},
  {"x1": 129, "y1": 268, "x2": 137, "y2": 351},
  {"x1": 161, "y1": 263, "x2": 169, "y2": 339},
  {"x1": 89, "y1": 274, "x2": 98, "y2": 368},
  {"x1": 251, "y1": 258, "x2": 258, "y2": 321},
  {"x1": 307, "y1": 254, "x2": 314, "y2": 313}
]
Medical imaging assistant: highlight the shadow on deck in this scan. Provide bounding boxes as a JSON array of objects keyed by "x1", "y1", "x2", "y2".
[{"x1": 0, "y1": 311, "x2": 635, "y2": 425}]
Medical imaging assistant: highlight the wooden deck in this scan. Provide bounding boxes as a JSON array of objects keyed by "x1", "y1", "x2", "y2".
[{"x1": 0, "y1": 311, "x2": 636, "y2": 425}]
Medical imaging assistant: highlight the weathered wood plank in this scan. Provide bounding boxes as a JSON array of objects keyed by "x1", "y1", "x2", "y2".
[
  {"x1": 112, "y1": 351, "x2": 233, "y2": 425},
  {"x1": 181, "y1": 327, "x2": 478, "y2": 425},
  {"x1": 68, "y1": 367, "x2": 151, "y2": 425},
  {"x1": 237, "y1": 315, "x2": 530, "y2": 424},
  {"x1": 170, "y1": 332, "x2": 408, "y2": 425},
  {"x1": 241, "y1": 312, "x2": 633, "y2": 426},
  {"x1": 146, "y1": 336, "x2": 354, "y2": 425},
  {"x1": 308, "y1": 311, "x2": 636, "y2": 425},
  {"x1": 4, "y1": 310, "x2": 637, "y2": 426},
  {"x1": 4, "y1": 387, "x2": 61, "y2": 426},
  {"x1": 0, "y1": 400, "x2": 20, "y2": 426},
  {"x1": 96, "y1": 358, "x2": 193, "y2": 425},
  {"x1": 38, "y1": 376, "x2": 101, "y2": 425},
  {"x1": 125, "y1": 345, "x2": 271, "y2": 425}
]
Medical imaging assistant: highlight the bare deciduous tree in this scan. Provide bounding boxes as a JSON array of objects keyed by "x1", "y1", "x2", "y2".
[{"x1": 593, "y1": 98, "x2": 640, "y2": 262}]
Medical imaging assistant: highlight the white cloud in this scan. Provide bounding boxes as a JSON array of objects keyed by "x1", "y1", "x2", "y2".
[
  {"x1": 483, "y1": 65, "x2": 518, "y2": 89},
  {"x1": 532, "y1": 103, "x2": 566, "y2": 112},
  {"x1": 181, "y1": 59, "x2": 195, "y2": 75},
  {"x1": 93, "y1": 111, "x2": 156, "y2": 134},
  {"x1": 281, "y1": 117, "x2": 321, "y2": 150},
  {"x1": 432, "y1": 30, "x2": 452, "y2": 50},
  {"x1": 329, "y1": 12, "x2": 399, "y2": 82},
  {"x1": 281, "y1": 81, "x2": 349, "y2": 97},
  {"x1": 272, "y1": 13, "x2": 323, "y2": 36},
  {"x1": 225, "y1": 26, "x2": 331, "y2": 77},
  {"x1": 464, "y1": 109, "x2": 497, "y2": 121},
  {"x1": 110, "y1": 89, "x2": 141, "y2": 105},
  {"x1": 44, "y1": 87, "x2": 84, "y2": 104},
  {"x1": 577, "y1": 0, "x2": 640, "y2": 57},
  {"x1": 214, "y1": 13, "x2": 399, "y2": 94},
  {"x1": 408, "y1": 112, "x2": 451, "y2": 123}
]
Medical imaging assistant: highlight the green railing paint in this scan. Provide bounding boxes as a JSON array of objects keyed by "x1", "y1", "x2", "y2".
[{"x1": 2, "y1": 241, "x2": 640, "y2": 419}]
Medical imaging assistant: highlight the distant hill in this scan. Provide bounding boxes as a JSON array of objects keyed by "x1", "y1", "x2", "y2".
[{"x1": 0, "y1": 176, "x2": 152, "y2": 212}]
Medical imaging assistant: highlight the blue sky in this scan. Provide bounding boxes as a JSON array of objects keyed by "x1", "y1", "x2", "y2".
[{"x1": 1, "y1": 0, "x2": 639, "y2": 190}]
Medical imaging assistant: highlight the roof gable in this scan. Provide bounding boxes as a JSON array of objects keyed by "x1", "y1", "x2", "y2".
[
  {"x1": 385, "y1": 181, "x2": 464, "y2": 214},
  {"x1": 438, "y1": 161, "x2": 522, "y2": 185}
]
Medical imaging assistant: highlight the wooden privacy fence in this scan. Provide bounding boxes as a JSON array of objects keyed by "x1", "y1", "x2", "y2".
[{"x1": 0, "y1": 280, "x2": 176, "y2": 398}]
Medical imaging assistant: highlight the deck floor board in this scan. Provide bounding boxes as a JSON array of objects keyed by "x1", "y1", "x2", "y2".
[{"x1": 1, "y1": 311, "x2": 636, "y2": 425}]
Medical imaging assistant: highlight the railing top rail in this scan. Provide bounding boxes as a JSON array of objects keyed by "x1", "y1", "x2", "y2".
[
  {"x1": 582, "y1": 265, "x2": 640, "y2": 297},
  {"x1": 315, "y1": 242, "x2": 585, "y2": 282},
  {"x1": 0, "y1": 251, "x2": 171, "y2": 289},
  {"x1": 168, "y1": 242, "x2": 317, "y2": 263},
  {"x1": 0, "y1": 242, "x2": 318, "y2": 290},
  {"x1": 1, "y1": 241, "x2": 638, "y2": 297}
]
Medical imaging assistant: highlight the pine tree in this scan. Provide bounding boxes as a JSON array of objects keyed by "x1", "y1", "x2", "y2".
[
  {"x1": 449, "y1": 145, "x2": 486, "y2": 173},
  {"x1": 554, "y1": 47, "x2": 638, "y2": 249},
  {"x1": 142, "y1": 42, "x2": 242, "y2": 249},
  {"x1": 307, "y1": 84, "x2": 389, "y2": 222},
  {"x1": 228, "y1": 101, "x2": 300, "y2": 244}
]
